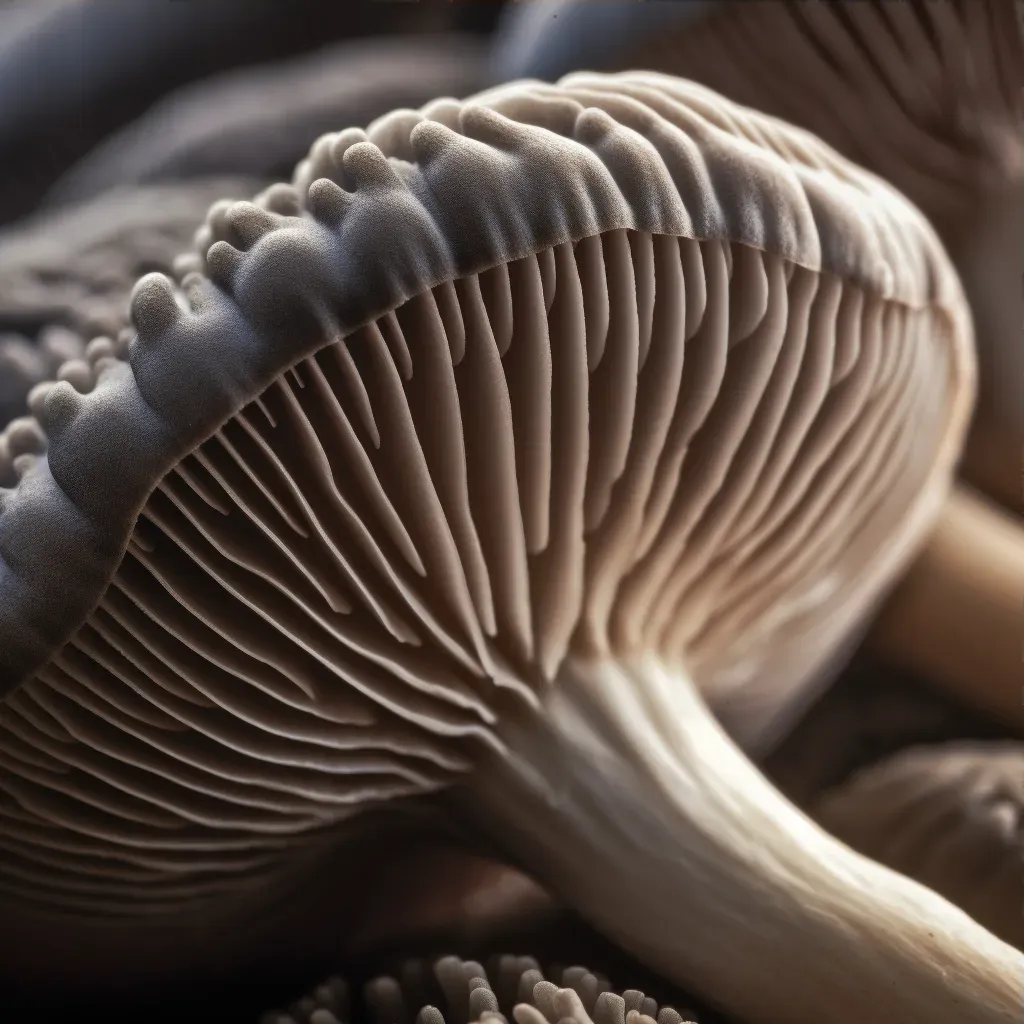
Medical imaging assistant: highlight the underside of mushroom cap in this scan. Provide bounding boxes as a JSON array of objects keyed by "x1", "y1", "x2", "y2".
[
  {"x1": 0, "y1": 72, "x2": 983, "y2": 1010},
  {"x1": 0, "y1": 70, "x2": 972, "y2": 698},
  {"x1": 493, "y1": 0, "x2": 1024, "y2": 513}
]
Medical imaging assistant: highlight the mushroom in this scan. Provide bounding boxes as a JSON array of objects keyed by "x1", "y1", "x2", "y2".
[
  {"x1": 763, "y1": 652, "x2": 1013, "y2": 811},
  {"x1": 815, "y1": 742, "x2": 1024, "y2": 951},
  {"x1": 0, "y1": 326, "x2": 86, "y2": 429},
  {"x1": 0, "y1": 0, "x2": 446, "y2": 226},
  {"x1": 869, "y1": 485, "x2": 1024, "y2": 730},
  {"x1": 263, "y1": 956, "x2": 700, "y2": 1024},
  {"x1": 491, "y1": 0, "x2": 1024, "y2": 513},
  {"x1": 0, "y1": 71, "x2": 1018, "y2": 1022}
]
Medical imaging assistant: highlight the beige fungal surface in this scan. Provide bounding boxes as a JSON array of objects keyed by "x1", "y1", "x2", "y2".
[
  {"x1": 0, "y1": 72, "x2": 1009, "y2": 1023},
  {"x1": 870, "y1": 486, "x2": 1024, "y2": 730},
  {"x1": 816, "y1": 742, "x2": 1024, "y2": 951}
]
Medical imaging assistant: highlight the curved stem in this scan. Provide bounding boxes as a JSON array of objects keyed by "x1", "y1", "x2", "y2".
[
  {"x1": 869, "y1": 484, "x2": 1024, "y2": 731},
  {"x1": 465, "y1": 655, "x2": 1024, "y2": 1024}
]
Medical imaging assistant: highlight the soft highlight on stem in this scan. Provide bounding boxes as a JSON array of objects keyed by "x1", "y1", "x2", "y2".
[{"x1": 466, "y1": 655, "x2": 1024, "y2": 1024}]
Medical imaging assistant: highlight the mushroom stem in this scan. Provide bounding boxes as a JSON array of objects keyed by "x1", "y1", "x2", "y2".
[
  {"x1": 869, "y1": 485, "x2": 1024, "y2": 731},
  {"x1": 465, "y1": 655, "x2": 1024, "y2": 1024}
]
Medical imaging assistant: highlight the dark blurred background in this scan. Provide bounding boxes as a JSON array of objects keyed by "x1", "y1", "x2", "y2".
[{"x1": 0, "y1": 0, "x2": 508, "y2": 228}]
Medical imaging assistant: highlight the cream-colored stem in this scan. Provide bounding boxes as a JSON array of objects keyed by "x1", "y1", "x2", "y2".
[
  {"x1": 464, "y1": 655, "x2": 1024, "y2": 1024},
  {"x1": 869, "y1": 485, "x2": 1024, "y2": 730}
]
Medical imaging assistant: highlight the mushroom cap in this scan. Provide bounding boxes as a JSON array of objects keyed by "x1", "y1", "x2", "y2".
[
  {"x1": 815, "y1": 742, "x2": 1024, "y2": 950},
  {"x1": 0, "y1": 71, "x2": 972, "y2": 696},
  {"x1": 0, "y1": 0, "x2": 445, "y2": 227},
  {"x1": 0, "y1": 327, "x2": 85, "y2": 429},
  {"x1": 0, "y1": 70, "x2": 973, "y2": 974},
  {"x1": 493, "y1": 1, "x2": 1023, "y2": 222}
]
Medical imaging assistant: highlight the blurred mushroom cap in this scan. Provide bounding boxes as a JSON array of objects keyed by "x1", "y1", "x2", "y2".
[{"x1": 815, "y1": 741, "x2": 1024, "y2": 950}]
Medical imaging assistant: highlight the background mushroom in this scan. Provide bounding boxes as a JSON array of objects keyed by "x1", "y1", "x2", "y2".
[
  {"x1": 763, "y1": 654, "x2": 1014, "y2": 810},
  {"x1": 0, "y1": 0, "x2": 458, "y2": 227},
  {"x1": 0, "y1": 178, "x2": 260, "y2": 428},
  {"x1": 0, "y1": 71, "x2": 1016, "y2": 1023},
  {"x1": 491, "y1": 0, "x2": 1024, "y2": 515},
  {"x1": 814, "y1": 742, "x2": 1024, "y2": 951},
  {"x1": 867, "y1": 485, "x2": 1024, "y2": 731}
]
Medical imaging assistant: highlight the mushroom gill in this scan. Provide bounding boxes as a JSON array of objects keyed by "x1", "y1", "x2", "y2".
[
  {"x1": 0, "y1": 72, "x2": 1015, "y2": 1022},
  {"x1": 815, "y1": 742, "x2": 1024, "y2": 951},
  {"x1": 492, "y1": 0, "x2": 1024, "y2": 513}
]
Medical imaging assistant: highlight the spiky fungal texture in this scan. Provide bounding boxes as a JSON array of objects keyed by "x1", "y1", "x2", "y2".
[{"x1": 261, "y1": 956, "x2": 700, "y2": 1024}]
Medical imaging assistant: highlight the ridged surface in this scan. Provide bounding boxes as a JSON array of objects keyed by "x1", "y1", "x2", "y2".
[
  {"x1": 815, "y1": 742, "x2": 1024, "y2": 950},
  {"x1": 493, "y1": 0, "x2": 1023, "y2": 510},
  {"x1": 262, "y1": 956, "x2": 700, "y2": 1024},
  {"x1": 0, "y1": 73, "x2": 973, "y2": 969},
  {"x1": 0, "y1": 71, "x2": 970, "y2": 696},
  {"x1": 499, "y1": 0, "x2": 1023, "y2": 220},
  {"x1": 0, "y1": 228, "x2": 963, "y2": 915}
]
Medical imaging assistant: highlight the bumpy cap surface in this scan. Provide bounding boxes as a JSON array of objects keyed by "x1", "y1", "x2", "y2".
[
  {"x1": 0, "y1": 178, "x2": 261, "y2": 341},
  {"x1": 0, "y1": 178, "x2": 261, "y2": 429}
]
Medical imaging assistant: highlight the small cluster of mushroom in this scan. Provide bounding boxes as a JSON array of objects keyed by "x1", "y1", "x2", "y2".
[
  {"x1": 261, "y1": 956, "x2": 699, "y2": 1024},
  {"x1": 0, "y1": 9, "x2": 1021, "y2": 1024}
]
